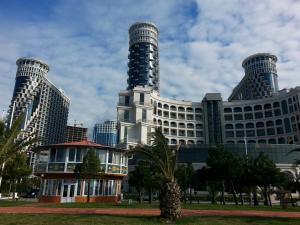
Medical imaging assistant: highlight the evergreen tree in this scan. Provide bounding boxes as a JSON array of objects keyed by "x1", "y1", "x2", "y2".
[{"x1": 74, "y1": 148, "x2": 101, "y2": 203}]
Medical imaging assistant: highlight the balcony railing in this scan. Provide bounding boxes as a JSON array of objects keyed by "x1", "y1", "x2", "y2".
[{"x1": 35, "y1": 162, "x2": 128, "y2": 175}]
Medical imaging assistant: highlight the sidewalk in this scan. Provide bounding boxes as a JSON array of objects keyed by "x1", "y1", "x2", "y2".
[{"x1": 0, "y1": 206, "x2": 299, "y2": 218}]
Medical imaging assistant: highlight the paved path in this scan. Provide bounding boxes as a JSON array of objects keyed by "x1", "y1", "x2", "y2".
[{"x1": 0, "y1": 207, "x2": 300, "y2": 218}]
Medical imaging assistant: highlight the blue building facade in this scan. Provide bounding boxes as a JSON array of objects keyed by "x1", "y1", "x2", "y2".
[{"x1": 93, "y1": 121, "x2": 118, "y2": 147}]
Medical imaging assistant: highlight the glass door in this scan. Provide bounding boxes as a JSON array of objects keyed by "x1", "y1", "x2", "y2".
[{"x1": 61, "y1": 182, "x2": 76, "y2": 203}]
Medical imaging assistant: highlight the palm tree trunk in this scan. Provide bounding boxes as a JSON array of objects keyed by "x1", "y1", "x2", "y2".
[{"x1": 159, "y1": 181, "x2": 181, "y2": 220}]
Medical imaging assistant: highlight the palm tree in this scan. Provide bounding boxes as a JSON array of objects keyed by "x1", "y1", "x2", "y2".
[
  {"x1": 0, "y1": 113, "x2": 37, "y2": 189},
  {"x1": 126, "y1": 128, "x2": 181, "y2": 220}
]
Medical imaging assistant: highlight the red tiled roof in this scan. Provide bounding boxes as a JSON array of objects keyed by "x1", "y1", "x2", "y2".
[{"x1": 51, "y1": 140, "x2": 108, "y2": 148}]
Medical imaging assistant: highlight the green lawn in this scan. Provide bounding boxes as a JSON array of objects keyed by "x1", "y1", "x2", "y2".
[
  {"x1": 0, "y1": 200, "x2": 34, "y2": 207},
  {"x1": 41, "y1": 201, "x2": 300, "y2": 212},
  {"x1": 0, "y1": 214, "x2": 299, "y2": 225}
]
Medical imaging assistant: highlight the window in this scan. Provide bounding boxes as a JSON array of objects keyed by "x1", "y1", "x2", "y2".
[
  {"x1": 255, "y1": 112, "x2": 263, "y2": 119},
  {"x1": 224, "y1": 108, "x2": 232, "y2": 113},
  {"x1": 274, "y1": 109, "x2": 281, "y2": 116},
  {"x1": 276, "y1": 119, "x2": 282, "y2": 126},
  {"x1": 125, "y1": 96, "x2": 130, "y2": 106},
  {"x1": 266, "y1": 121, "x2": 274, "y2": 127},
  {"x1": 234, "y1": 107, "x2": 242, "y2": 113},
  {"x1": 139, "y1": 93, "x2": 144, "y2": 104},
  {"x1": 277, "y1": 127, "x2": 284, "y2": 134},
  {"x1": 236, "y1": 123, "x2": 244, "y2": 129},
  {"x1": 225, "y1": 124, "x2": 233, "y2": 129},
  {"x1": 187, "y1": 123, "x2": 194, "y2": 129},
  {"x1": 264, "y1": 111, "x2": 272, "y2": 117},
  {"x1": 267, "y1": 128, "x2": 275, "y2": 135},
  {"x1": 142, "y1": 109, "x2": 147, "y2": 122},
  {"x1": 68, "y1": 148, "x2": 76, "y2": 162},
  {"x1": 187, "y1": 115, "x2": 194, "y2": 120},
  {"x1": 196, "y1": 124, "x2": 203, "y2": 129},
  {"x1": 264, "y1": 103, "x2": 271, "y2": 109},
  {"x1": 284, "y1": 118, "x2": 291, "y2": 133},
  {"x1": 273, "y1": 102, "x2": 280, "y2": 108},
  {"x1": 124, "y1": 110, "x2": 130, "y2": 121},
  {"x1": 281, "y1": 100, "x2": 288, "y2": 114},
  {"x1": 254, "y1": 105, "x2": 262, "y2": 111},
  {"x1": 163, "y1": 111, "x2": 169, "y2": 118},
  {"x1": 178, "y1": 123, "x2": 185, "y2": 128},
  {"x1": 257, "y1": 129, "x2": 265, "y2": 136},
  {"x1": 226, "y1": 131, "x2": 234, "y2": 138},
  {"x1": 224, "y1": 115, "x2": 233, "y2": 121},
  {"x1": 246, "y1": 130, "x2": 255, "y2": 137},
  {"x1": 236, "y1": 130, "x2": 245, "y2": 137},
  {"x1": 163, "y1": 104, "x2": 169, "y2": 110},
  {"x1": 234, "y1": 114, "x2": 243, "y2": 120},
  {"x1": 170, "y1": 105, "x2": 176, "y2": 111},
  {"x1": 245, "y1": 113, "x2": 253, "y2": 120},
  {"x1": 246, "y1": 123, "x2": 254, "y2": 129},
  {"x1": 56, "y1": 150, "x2": 66, "y2": 162},
  {"x1": 244, "y1": 106, "x2": 252, "y2": 112}
]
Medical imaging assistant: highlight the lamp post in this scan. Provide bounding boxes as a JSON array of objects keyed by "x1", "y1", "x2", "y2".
[{"x1": 244, "y1": 136, "x2": 248, "y2": 156}]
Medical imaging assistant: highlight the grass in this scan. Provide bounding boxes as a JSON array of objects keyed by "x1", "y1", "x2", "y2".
[
  {"x1": 39, "y1": 201, "x2": 300, "y2": 212},
  {"x1": 0, "y1": 214, "x2": 299, "y2": 225},
  {"x1": 0, "y1": 200, "x2": 33, "y2": 207}
]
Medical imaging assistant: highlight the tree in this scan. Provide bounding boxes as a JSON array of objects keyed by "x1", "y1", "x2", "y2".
[
  {"x1": 251, "y1": 153, "x2": 283, "y2": 206},
  {"x1": 127, "y1": 128, "x2": 181, "y2": 220},
  {"x1": 175, "y1": 163, "x2": 194, "y2": 204},
  {"x1": 3, "y1": 152, "x2": 32, "y2": 199},
  {"x1": 74, "y1": 148, "x2": 101, "y2": 203},
  {"x1": 207, "y1": 145, "x2": 242, "y2": 205},
  {"x1": 0, "y1": 113, "x2": 37, "y2": 190},
  {"x1": 128, "y1": 161, "x2": 151, "y2": 203}
]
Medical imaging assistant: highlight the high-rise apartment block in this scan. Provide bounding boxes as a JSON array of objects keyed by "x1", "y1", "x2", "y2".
[
  {"x1": 127, "y1": 22, "x2": 159, "y2": 92},
  {"x1": 64, "y1": 125, "x2": 88, "y2": 143},
  {"x1": 93, "y1": 121, "x2": 118, "y2": 147},
  {"x1": 7, "y1": 57, "x2": 70, "y2": 148}
]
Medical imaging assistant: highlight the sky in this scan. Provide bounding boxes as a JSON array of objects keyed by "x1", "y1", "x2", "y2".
[{"x1": 1, "y1": 0, "x2": 300, "y2": 136}]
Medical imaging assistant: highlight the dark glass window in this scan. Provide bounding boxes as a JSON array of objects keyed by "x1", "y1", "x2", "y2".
[
  {"x1": 284, "y1": 118, "x2": 291, "y2": 133},
  {"x1": 264, "y1": 104, "x2": 271, "y2": 109},
  {"x1": 281, "y1": 100, "x2": 288, "y2": 114},
  {"x1": 224, "y1": 115, "x2": 233, "y2": 121},
  {"x1": 277, "y1": 127, "x2": 284, "y2": 134},
  {"x1": 68, "y1": 148, "x2": 76, "y2": 162},
  {"x1": 264, "y1": 111, "x2": 272, "y2": 117},
  {"x1": 256, "y1": 122, "x2": 264, "y2": 128},
  {"x1": 234, "y1": 114, "x2": 243, "y2": 120},
  {"x1": 245, "y1": 113, "x2": 253, "y2": 120},
  {"x1": 244, "y1": 106, "x2": 252, "y2": 112},
  {"x1": 255, "y1": 112, "x2": 263, "y2": 119},
  {"x1": 246, "y1": 123, "x2": 254, "y2": 128},
  {"x1": 76, "y1": 149, "x2": 82, "y2": 162},
  {"x1": 235, "y1": 123, "x2": 244, "y2": 129},
  {"x1": 266, "y1": 121, "x2": 274, "y2": 127},
  {"x1": 50, "y1": 149, "x2": 56, "y2": 162},
  {"x1": 234, "y1": 107, "x2": 242, "y2": 113},
  {"x1": 257, "y1": 129, "x2": 265, "y2": 136},
  {"x1": 268, "y1": 139, "x2": 276, "y2": 144},
  {"x1": 224, "y1": 108, "x2": 232, "y2": 113},
  {"x1": 267, "y1": 128, "x2": 275, "y2": 135},
  {"x1": 246, "y1": 130, "x2": 255, "y2": 137},
  {"x1": 139, "y1": 93, "x2": 144, "y2": 104},
  {"x1": 254, "y1": 105, "x2": 262, "y2": 111},
  {"x1": 125, "y1": 96, "x2": 130, "y2": 106},
  {"x1": 274, "y1": 109, "x2": 281, "y2": 116},
  {"x1": 226, "y1": 131, "x2": 234, "y2": 138},
  {"x1": 278, "y1": 137, "x2": 285, "y2": 144},
  {"x1": 273, "y1": 102, "x2": 280, "y2": 108},
  {"x1": 56, "y1": 150, "x2": 66, "y2": 162},
  {"x1": 236, "y1": 130, "x2": 245, "y2": 137},
  {"x1": 276, "y1": 119, "x2": 282, "y2": 126},
  {"x1": 225, "y1": 124, "x2": 233, "y2": 129}
]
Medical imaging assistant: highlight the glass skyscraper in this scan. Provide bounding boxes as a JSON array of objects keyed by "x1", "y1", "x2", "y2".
[
  {"x1": 93, "y1": 121, "x2": 118, "y2": 147},
  {"x1": 127, "y1": 22, "x2": 159, "y2": 92}
]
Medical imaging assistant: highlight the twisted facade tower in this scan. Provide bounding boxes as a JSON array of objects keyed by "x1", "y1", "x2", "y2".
[
  {"x1": 7, "y1": 57, "x2": 69, "y2": 148},
  {"x1": 127, "y1": 22, "x2": 159, "y2": 92}
]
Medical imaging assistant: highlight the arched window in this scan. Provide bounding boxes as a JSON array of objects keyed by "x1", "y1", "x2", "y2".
[
  {"x1": 273, "y1": 102, "x2": 280, "y2": 108},
  {"x1": 256, "y1": 122, "x2": 264, "y2": 128},
  {"x1": 258, "y1": 139, "x2": 266, "y2": 144},
  {"x1": 170, "y1": 105, "x2": 176, "y2": 111},
  {"x1": 179, "y1": 140, "x2": 186, "y2": 144},
  {"x1": 235, "y1": 123, "x2": 244, "y2": 129},
  {"x1": 196, "y1": 124, "x2": 203, "y2": 129},
  {"x1": 264, "y1": 103, "x2": 272, "y2": 109},
  {"x1": 195, "y1": 108, "x2": 202, "y2": 113},
  {"x1": 276, "y1": 119, "x2": 282, "y2": 126},
  {"x1": 248, "y1": 140, "x2": 256, "y2": 143},
  {"x1": 187, "y1": 107, "x2": 193, "y2": 112},
  {"x1": 178, "y1": 123, "x2": 185, "y2": 128},
  {"x1": 178, "y1": 107, "x2": 185, "y2": 112},
  {"x1": 224, "y1": 108, "x2": 232, "y2": 113},
  {"x1": 244, "y1": 106, "x2": 252, "y2": 112},
  {"x1": 266, "y1": 121, "x2": 274, "y2": 127},
  {"x1": 246, "y1": 123, "x2": 254, "y2": 129},
  {"x1": 225, "y1": 124, "x2": 234, "y2": 129},
  {"x1": 158, "y1": 102, "x2": 162, "y2": 108},
  {"x1": 187, "y1": 140, "x2": 194, "y2": 144},
  {"x1": 163, "y1": 121, "x2": 169, "y2": 126},
  {"x1": 163, "y1": 104, "x2": 169, "y2": 110},
  {"x1": 187, "y1": 123, "x2": 194, "y2": 129},
  {"x1": 254, "y1": 105, "x2": 262, "y2": 111},
  {"x1": 268, "y1": 139, "x2": 276, "y2": 144},
  {"x1": 158, "y1": 119, "x2": 162, "y2": 125},
  {"x1": 171, "y1": 122, "x2": 177, "y2": 127},
  {"x1": 234, "y1": 107, "x2": 242, "y2": 113},
  {"x1": 226, "y1": 141, "x2": 235, "y2": 144},
  {"x1": 171, "y1": 139, "x2": 177, "y2": 144},
  {"x1": 278, "y1": 137, "x2": 285, "y2": 144}
]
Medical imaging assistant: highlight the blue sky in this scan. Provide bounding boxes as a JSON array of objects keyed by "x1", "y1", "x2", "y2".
[{"x1": 1, "y1": 0, "x2": 300, "y2": 135}]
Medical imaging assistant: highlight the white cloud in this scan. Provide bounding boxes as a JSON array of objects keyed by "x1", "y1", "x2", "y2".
[{"x1": 1, "y1": 0, "x2": 300, "y2": 137}]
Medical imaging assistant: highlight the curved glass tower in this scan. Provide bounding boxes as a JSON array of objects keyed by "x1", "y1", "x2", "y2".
[
  {"x1": 127, "y1": 22, "x2": 159, "y2": 92},
  {"x1": 229, "y1": 53, "x2": 278, "y2": 101}
]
